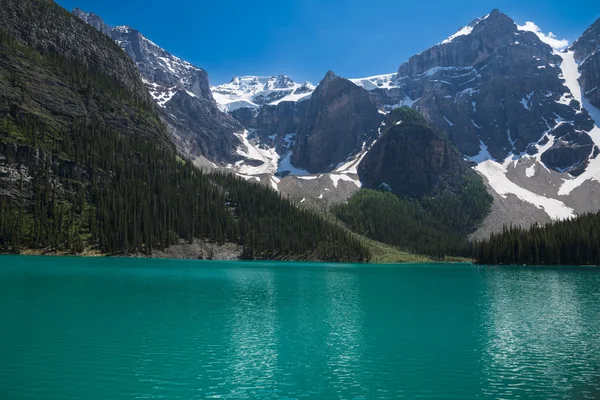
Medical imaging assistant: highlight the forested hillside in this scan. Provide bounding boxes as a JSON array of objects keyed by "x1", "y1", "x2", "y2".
[
  {"x1": 473, "y1": 213, "x2": 600, "y2": 265},
  {"x1": 0, "y1": 0, "x2": 369, "y2": 262},
  {"x1": 334, "y1": 109, "x2": 492, "y2": 259}
]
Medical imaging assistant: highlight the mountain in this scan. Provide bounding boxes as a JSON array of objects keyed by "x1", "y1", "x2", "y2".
[
  {"x1": 72, "y1": 9, "x2": 243, "y2": 166},
  {"x1": 292, "y1": 71, "x2": 382, "y2": 173},
  {"x1": 0, "y1": 0, "x2": 370, "y2": 262},
  {"x1": 66, "y1": 5, "x2": 600, "y2": 243},
  {"x1": 358, "y1": 108, "x2": 476, "y2": 198}
]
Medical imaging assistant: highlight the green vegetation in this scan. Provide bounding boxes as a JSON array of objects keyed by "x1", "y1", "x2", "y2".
[
  {"x1": 332, "y1": 189, "x2": 478, "y2": 259},
  {"x1": 333, "y1": 107, "x2": 492, "y2": 260},
  {"x1": 0, "y1": 6, "x2": 370, "y2": 262},
  {"x1": 473, "y1": 213, "x2": 600, "y2": 265}
]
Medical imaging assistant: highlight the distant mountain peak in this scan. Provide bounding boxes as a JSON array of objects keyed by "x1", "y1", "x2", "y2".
[
  {"x1": 212, "y1": 74, "x2": 314, "y2": 112},
  {"x1": 72, "y1": 8, "x2": 112, "y2": 36}
]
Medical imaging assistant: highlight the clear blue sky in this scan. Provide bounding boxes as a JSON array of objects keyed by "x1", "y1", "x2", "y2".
[{"x1": 56, "y1": 0, "x2": 599, "y2": 85}]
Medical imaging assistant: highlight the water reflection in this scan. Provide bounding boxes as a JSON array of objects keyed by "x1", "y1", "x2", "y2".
[
  {"x1": 222, "y1": 267, "x2": 279, "y2": 398},
  {"x1": 480, "y1": 268, "x2": 600, "y2": 399},
  {"x1": 323, "y1": 269, "x2": 366, "y2": 397}
]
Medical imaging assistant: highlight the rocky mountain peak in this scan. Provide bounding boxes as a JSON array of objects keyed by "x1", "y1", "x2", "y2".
[
  {"x1": 570, "y1": 18, "x2": 600, "y2": 62},
  {"x1": 291, "y1": 72, "x2": 382, "y2": 173},
  {"x1": 570, "y1": 18, "x2": 600, "y2": 109},
  {"x1": 72, "y1": 8, "x2": 112, "y2": 36},
  {"x1": 324, "y1": 70, "x2": 337, "y2": 81}
]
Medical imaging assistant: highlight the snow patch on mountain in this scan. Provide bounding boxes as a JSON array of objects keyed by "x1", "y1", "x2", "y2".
[
  {"x1": 212, "y1": 75, "x2": 315, "y2": 112},
  {"x1": 517, "y1": 21, "x2": 569, "y2": 51},
  {"x1": 350, "y1": 74, "x2": 399, "y2": 91},
  {"x1": 476, "y1": 158, "x2": 574, "y2": 220},
  {"x1": 233, "y1": 130, "x2": 280, "y2": 175},
  {"x1": 440, "y1": 14, "x2": 490, "y2": 44}
]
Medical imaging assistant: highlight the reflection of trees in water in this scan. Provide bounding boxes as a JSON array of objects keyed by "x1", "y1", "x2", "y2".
[{"x1": 480, "y1": 269, "x2": 600, "y2": 399}]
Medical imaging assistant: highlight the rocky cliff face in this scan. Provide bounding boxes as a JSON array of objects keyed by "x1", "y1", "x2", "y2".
[
  {"x1": 72, "y1": 8, "x2": 112, "y2": 36},
  {"x1": 73, "y1": 9, "x2": 243, "y2": 165},
  {"x1": 357, "y1": 10, "x2": 597, "y2": 177},
  {"x1": 358, "y1": 108, "x2": 474, "y2": 197},
  {"x1": 292, "y1": 71, "x2": 382, "y2": 173},
  {"x1": 571, "y1": 18, "x2": 600, "y2": 109}
]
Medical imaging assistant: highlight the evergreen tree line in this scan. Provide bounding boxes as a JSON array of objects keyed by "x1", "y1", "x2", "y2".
[
  {"x1": 332, "y1": 189, "x2": 483, "y2": 259},
  {"x1": 472, "y1": 213, "x2": 600, "y2": 265},
  {"x1": 0, "y1": 25, "x2": 369, "y2": 262}
]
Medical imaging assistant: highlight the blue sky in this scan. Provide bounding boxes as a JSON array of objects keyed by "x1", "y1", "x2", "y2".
[{"x1": 56, "y1": 0, "x2": 599, "y2": 85}]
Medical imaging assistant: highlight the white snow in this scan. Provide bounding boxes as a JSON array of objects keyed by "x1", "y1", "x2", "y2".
[
  {"x1": 525, "y1": 164, "x2": 536, "y2": 177},
  {"x1": 350, "y1": 74, "x2": 399, "y2": 91},
  {"x1": 476, "y1": 159, "x2": 574, "y2": 220},
  {"x1": 270, "y1": 92, "x2": 312, "y2": 105},
  {"x1": 152, "y1": 87, "x2": 177, "y2": 108},
  {"x1": 520, "y1": 92, "x2": 534, "y2": 110},
  {"x1": 233, "y1": 130, "x2": 280, "y2": 175},
  {"x1": 444, "y1": 116, "x2": 454, "y2": 126},
  {"x1": 471, "y1": 119, "x2": 481, "y2": 129},
  {"x1": 330, "y1": 174, "x2": 359, "y2": 188},
  {"x1": 517, "y1": 22, "x2": 569, "y2": 51},
  {"x1": 277, "y1": 152, "x2": 310, "y2": 176},
  {"x1": 212, "y1": 75, "x2": 315, "y2": 112},
  {"x1": 297, "y1": 175, "x2": 319, "y2": 180},
  {"x1": 556, "y1": 92, "x2": 574, "y2": 106},
  {"x1": 507, "y1": 129, "x2": 517, "y2": 151},
  {"x1": 465, "y1": 140, "x2": 493, "y2": 163},
  {"x1": 441, "y1": 25, "x2": 474, "y2": 44},
  {"x1": 555, "y1": 51, "x2": 600, "y2": 195},
  {"x1": 270, "y1": 176, "x2": 280, "y2": 191},
  {"x1": 318, "y1": 194, "x2": 324, "y2": 199},
  {"x1": 300, "y1": 197, "x2": 306, "y2": 203}
]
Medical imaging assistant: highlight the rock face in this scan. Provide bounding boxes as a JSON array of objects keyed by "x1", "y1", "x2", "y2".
[
  {"x1": 292, "y1": 71, "x2": 382, "y2": 173},
  {"x1": 358, "y1": 108, "x2": 474, "y2": 197},
  {"x1": 72, "y1": 8, "x2": 112, "y2": 36},
  {"x1": 72, "y1": 9, "x2": 243, "y2": 165},
  {"x1": 571, "y1": 18, "x2": 600, "y2": 109},
  {"x1": 230, "y1": 101, "x2": 308, "y2": 143}
]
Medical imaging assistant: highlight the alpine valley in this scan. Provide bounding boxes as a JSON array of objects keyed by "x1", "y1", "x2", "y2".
[{"x1": 1, "y1": 0, "x2": 600, "y2": 264}]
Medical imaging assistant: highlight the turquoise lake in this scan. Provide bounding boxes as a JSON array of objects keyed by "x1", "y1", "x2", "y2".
[{"x1": 1, "y1": 256, "x2": 600, "y2": 399}]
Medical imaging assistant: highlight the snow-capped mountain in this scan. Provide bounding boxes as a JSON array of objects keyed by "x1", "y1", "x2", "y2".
[
  {"x1": 74, "y1": 5, "x2": 600, "y2": 236},
  {"x1": 73, "y1": 9, "x2": 244, "y2": 166},
  {"x1": 211, "y1": 75, "x2": 315, "y2": 112}
]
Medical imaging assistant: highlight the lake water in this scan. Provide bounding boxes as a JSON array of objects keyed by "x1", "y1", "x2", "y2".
[{"x1": 1, "y1": 256, "x2": 600, "y2": 399}]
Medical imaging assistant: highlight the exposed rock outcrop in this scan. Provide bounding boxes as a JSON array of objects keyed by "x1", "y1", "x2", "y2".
[
  {"x1": 292, "y1": 71, "x2": 382, "y2": 173},
  {"x1": 571, "y1": 18, "x2": 600, "y2": 109}
]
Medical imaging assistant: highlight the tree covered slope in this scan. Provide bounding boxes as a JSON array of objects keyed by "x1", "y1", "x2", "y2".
[
  {"x1": 334, "y1": 108, "x2": 492, "y2": 258},
  {"x1": 0, "y1": 0, "x2": 369, "y2": 262}
]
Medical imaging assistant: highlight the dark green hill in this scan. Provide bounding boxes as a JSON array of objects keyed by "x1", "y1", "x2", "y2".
[{"x1": 0, "y1": 0, "x2": 369, "y2": 262}]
